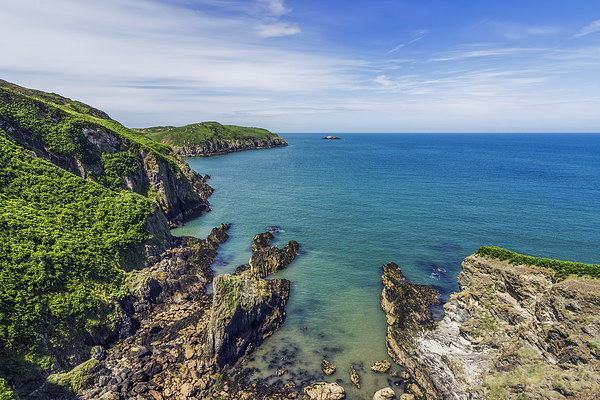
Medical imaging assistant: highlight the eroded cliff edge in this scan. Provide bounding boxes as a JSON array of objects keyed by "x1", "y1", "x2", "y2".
[{"x1": 381, "y1": 252, "x2": 600, "y2": 400}]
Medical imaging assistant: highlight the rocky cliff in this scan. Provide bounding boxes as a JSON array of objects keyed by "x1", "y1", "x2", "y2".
[
  {"x1": 174, "y1": 135, "x2": 288, "y2": 157},
  {"x1": 381, "y1": 254, "x2": 600, "y2": 400}
]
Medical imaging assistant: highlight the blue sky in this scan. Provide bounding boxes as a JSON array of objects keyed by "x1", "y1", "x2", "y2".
[{"x1": 2, "y1": 0, "x2": 600, "y2": 132}]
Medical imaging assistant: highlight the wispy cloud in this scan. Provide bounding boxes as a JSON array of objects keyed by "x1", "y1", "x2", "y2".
[
  {"x1": 256, "y1": 21, "x2": 300, "y2": 37},
  {"x1": 574, "y1": 19, "x2": 600, "y2": 37},
  {"x1": 387, "y1": 29, "x2": 428, "y2": 54},
  {"x1": 483, "y1": 20, "x2": 560, "y2": 40}
]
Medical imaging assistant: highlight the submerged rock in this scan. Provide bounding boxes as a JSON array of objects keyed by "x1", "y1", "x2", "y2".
[
  {"x1": 370, "y1": 360, "x2": 391, "y2": 373},
  {"x1": 321, "y1": 359, "x2": 336, "y2": 376},
  {"x1": 303, "y1": 382, "x2": 345, "y2": 400},
  {"x1": 350, "y1": 366, "x2": 360, "y2": 389}
]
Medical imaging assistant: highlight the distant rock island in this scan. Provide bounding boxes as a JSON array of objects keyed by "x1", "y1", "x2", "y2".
[
  {"x1": 135, "y1": 121, "x2": 288, "y2": 157},
  {"x1": 322, "y1": 135, "x2": 340, "y2": 140}
]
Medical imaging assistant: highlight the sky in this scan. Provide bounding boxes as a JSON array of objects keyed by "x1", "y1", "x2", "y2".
[{"x1": 2, "y1": 0, "x2": 600, "y2": 132}]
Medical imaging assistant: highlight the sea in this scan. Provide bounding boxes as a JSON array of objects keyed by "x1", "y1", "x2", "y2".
[{"x1": 173, "y1": 133, "x2": 600, "y2": 398}]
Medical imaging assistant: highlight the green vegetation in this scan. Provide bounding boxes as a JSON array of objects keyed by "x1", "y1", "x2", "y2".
[
  {"x1": 0, "y1": 82, "x2": 187, "y2": 394},
  {"x1": 46, "y1": 359, "x2": 99, "y2": 393},
  {"x1": 136, "y1": 121, "x2": 281, "y2": 147},
  {"x1": 476, "y1": 246, "x2": 600, "y2": 280},
  {"x1": 0, "y1": 130, "x2": 155, "y2": 386},
  {"x1": 215, "y1": 275, "x2": 243, "y2": 316}
]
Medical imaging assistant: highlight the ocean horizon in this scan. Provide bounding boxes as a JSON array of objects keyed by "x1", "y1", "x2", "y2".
[{"x1": 174, "y1": 132, "x2": 600, "y2": 398}]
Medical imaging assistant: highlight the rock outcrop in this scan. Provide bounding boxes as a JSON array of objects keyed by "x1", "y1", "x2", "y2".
[
  {"x1": 173, "y1": 136, "x2": 288, "y2": 157},
  {"x1": 200, "y1": 271, "x2": 291, "y2": 371},
  {"x1": 249, "y1": 232, "x2": 300, "y2": 278},
  {"x1": 381, "y1": 255, "x2": 600, "y2": 400},
  {"x1": 322, "y1": 136, "x2": 340, "y2": 140}
]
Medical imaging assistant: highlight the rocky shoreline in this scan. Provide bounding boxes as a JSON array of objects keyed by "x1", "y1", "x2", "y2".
[
  {"x1": 173, "y1": 136, "x2": 288, "y2": 157},
  {"x1": 380, "y1": 254, "x2": 600, "y2": 400},
  {"x1": 37, "y1": 225, "x2": 301, "y2": 400}
]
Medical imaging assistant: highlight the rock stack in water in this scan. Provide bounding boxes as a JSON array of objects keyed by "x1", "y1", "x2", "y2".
[{"x1": 201, "y1": 230, "x2": 300, "y2": 370}]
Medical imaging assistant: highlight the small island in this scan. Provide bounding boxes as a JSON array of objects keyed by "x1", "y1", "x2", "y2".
[{"x1": 322, "y1": 135, "x2": 341, "y2": 140}]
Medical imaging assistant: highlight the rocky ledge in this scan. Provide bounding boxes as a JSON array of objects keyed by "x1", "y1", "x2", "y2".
[
  {"x1": 38, "y1": 226, "x2": 300, "y2": 399},
  {"x1": 173, "y1": 136, "x2": 288, "y2": 157},
  {"x1": 381, "y1": 254, "x2": 600, "y2": 400}
]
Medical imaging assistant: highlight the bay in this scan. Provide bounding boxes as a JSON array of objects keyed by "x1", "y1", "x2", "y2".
[{"x1": 174, "y1": 133, "x2": 600, "y2": 398}]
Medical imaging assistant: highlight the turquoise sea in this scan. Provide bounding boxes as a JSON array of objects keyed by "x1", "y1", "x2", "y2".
[{"x1": 174, "y1": 133, "x2": 600, "y2": 398}]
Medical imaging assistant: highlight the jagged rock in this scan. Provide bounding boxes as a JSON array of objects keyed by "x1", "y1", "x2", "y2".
[
  {"x1": 370, "y1": 360, "x2": 391, "y2": 373},
  {"x1": 381, "y1": 255, "x2": 600, "y2": 400},
  {"x1": 399, "y1": 394, "x2": 415, "y2": 400},
  {"x1": 275, "y1": 368, "x2": 286, "y2": 377},
  {"x1": 321, "y1": 359, "x2": 336, "y2": 375},
  {"x1": 303, "y1": 382, "x2": 345, "y2": 400},
  {"x1": 372, "y1": 387, "x2": 395, "y2": 400},
  {"x1": 90, "y1": 346, "x2": 107, "y2": 361},
  {"x1": 201, "y1": 271, "x2": 291, "y2": 370},
  {"x1": 350, "y1": 366, "x2": 360, "y2": 389},
  {"x1": 249, "y1": 232, "x2": 299, "y2": 278}
]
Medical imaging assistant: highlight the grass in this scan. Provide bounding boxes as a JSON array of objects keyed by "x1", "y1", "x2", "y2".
[
  {"x1": 476, "y1": 246, "x2": 600, "y2": 280},
  {"x1": 135, "y1": 121, "x2": 282, "y2": 147}
]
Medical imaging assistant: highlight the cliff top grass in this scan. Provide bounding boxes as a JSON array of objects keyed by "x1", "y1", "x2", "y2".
[
  {"x1": 476, "y1": 246, "x2": 600, "y2": 280},
  {"x1": 0, "y1": 82, "x2": 177, "y2": 168},
  {"x1": 135, "y1": 121, "x2": 281, "y2": 147}
]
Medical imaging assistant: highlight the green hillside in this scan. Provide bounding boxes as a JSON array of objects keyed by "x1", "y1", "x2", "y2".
[
  {"x1": 0, "y1": 129, "x2": 155, "y2": 393},
  {"x1": 0, "y1": 82, "x2": 199, "y2": 396},
  {"x1": 135, "y1": 121, "x2": 280, "y2": 147}
]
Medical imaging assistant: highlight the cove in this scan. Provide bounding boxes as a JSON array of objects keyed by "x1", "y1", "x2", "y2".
[{"x1": 174, "y1": 133, "x2": 600, "y2": 398}]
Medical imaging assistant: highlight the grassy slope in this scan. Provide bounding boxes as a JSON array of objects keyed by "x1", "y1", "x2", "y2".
[
  {"x1": 477, "y1": 246, "x2": 600, "y2": 280},
  {"x1": 0, "y1": 82, "x2": 184, "y2": 396},
  {"x1": 135, "y1": 121, "x2": 281, "y2": 147}
]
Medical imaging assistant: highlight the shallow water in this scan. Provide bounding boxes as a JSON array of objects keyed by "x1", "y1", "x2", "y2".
[{"x1": 174, "y1": 133, "x2": 600, "y2": 398}]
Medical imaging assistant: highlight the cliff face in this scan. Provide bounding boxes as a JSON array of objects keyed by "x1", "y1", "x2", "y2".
[
  {"x1": 3, "y1": 121, "x2": 212, "y2": 229},
  {"x1": 381, "y1": 255, "x2": 600, "y2": 400},
  {"x1": 173, "y1": 136, "x2": 288, "y2": 157}
]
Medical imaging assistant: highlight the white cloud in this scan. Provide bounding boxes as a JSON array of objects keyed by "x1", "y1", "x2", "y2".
[
  {"x1": 256, "y1": 22, "x2": 300, "y2": 38},
  {"x1": 574, "y1": 19, "x2": 600, "y2": 37},
  {"x1": 259, "y1": 0, "x2": 290, "y2": 17}
]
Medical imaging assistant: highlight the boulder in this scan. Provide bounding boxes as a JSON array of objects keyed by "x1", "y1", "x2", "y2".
[
  {"x1": 373, "y1": 387, "x2": 395, "y2": 400},
  {"x1": 303, "y1": 382, "x2": 345, "y2": 400}
]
